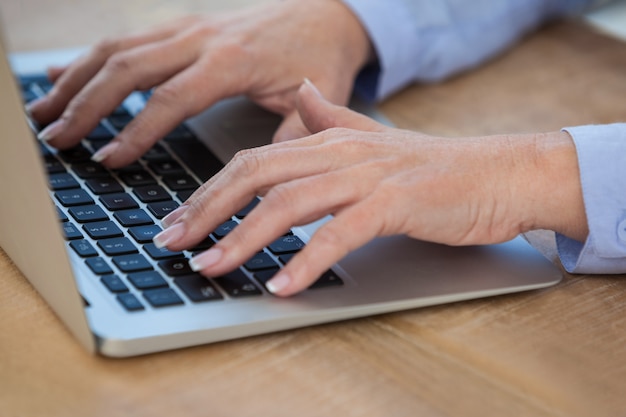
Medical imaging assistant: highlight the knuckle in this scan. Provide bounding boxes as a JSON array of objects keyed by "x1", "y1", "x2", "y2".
[
  {"x1": 64, "y1": 93, "x2": 99, "y2": 121},
  {"x1": 230, "y1": 148, "x2": 264, "y2": 176},
  {"x1": 151, "y1": 84, "x2": 182, "y2": 106},
  {"x1": 93, "y1": 37, "x2": 121, "y2": 58},
  {"x1": 104, "y1": 52, "x2": 133, "y2": 74},
  {"x1": 265, "y1": 184, "x2": 297, "y2": 211},
  {"x1": 313, "y1": 225, "x2": 344, "y2": 251}
]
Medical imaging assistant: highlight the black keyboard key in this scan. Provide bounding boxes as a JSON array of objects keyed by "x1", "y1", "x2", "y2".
[
  {"x1": 133, "y1": 185, "x2": 170, "y2": 203},
  {"x1": 146, "y1": 200, "x2": 179, "y2": 219},
  {"x1": 129, "y1": 224, "x2": 162, "y2": 243},
  {"x1": 85, "y1": 257, "x2": 114, "y2": 275},
  {"x1": 101, "y1": 274, "x2": 128, "y2": 293},
  {"x1": 114, "y1": 209, "x2": 153, "y2": 226},
  {"x1": 86, "y1": 123, "x2": 114, "y2": 141},
  {"x1": 111, "y1": 105, "x2": 130, "y2": 117},
  {"x1": 56, "y1": 206, "x2": 68, "y2": 222},
  {"x1": 22, "y1": 89, "x2": 37, "y2": 103},
  {"x1": 69, "y1": 239, "x2": 98, "y2": 257},
  {"x1": 72, "y1": 162, "x2": 109, "y2": 179},
  {"x1": 120, "y1": 170, "x2": 156, "y2": 187},
  {"x1": 116, "y1": 293, "x2": 144, "y2": 311},
  {"x1": 55, "y1": 189, "x2": 94, "y2": 207},
  {"x1": 268, "y1": 235, "x2": 305, "y2": 254},
  {"x1": 159, "y1": 258, "x2": 193, "y2": 276},
  {"x1": 148, "y1": 159, "x2": 185, "y2": 176},
  {"x1": 62, "y1": 222, "x2": 83, "y2": 240},
  {"x1": 174, "y1": 274, "x2": 223, "y2": 302},
  {"x1": 115, "y1": 162, "x2": 144, "y2": 173},
  {"x1": 85, "y1": 177, "x2": 124, "y2": 194},
  {"x1": 128, "y1": 270, "x2": 168, "y2": 290},
  {"x1": 143, "y1": 288, "x2": 184, "y2": 308},
  {"x1": 57, "y1": 145, "x2": 92, "y2": 163},
  {"x1": 176, "y1": 190, "x2": 195, "y2": 202},
  {"x1": 140, "y1": 143, "x2": 170, "y2": 162},
  {"x1": 253, "y1": 268, "x2": 280, "y2": 290},
  {"x1": 244, "y1": 252, "x2": 279, "y2": 271},
  {"x1": 278, "y1": 253, "x2": 296, "y2": 265},
  {"x1": 83, "y1": 221, "x2": 123, "y2": 239},
  {"x1": 100, "y1": 193, "x2": 139, "y2": 211},
  {"x1": 212, "y1": 220, "x2": 238, "y2": 239},
  {"x1": 44, "y1": 156, "x2": 66, "y2": 174},
  {"x1": 113, "y1": 254, "x2": 152, "y2": 273},
  {"x1": 48, "y1": 172, "x2": 79, "y2": 190},
  {"x1": 97, "y1": 237, "x2": 138, "y2": 256},
  {"x1": 162, "y1": 174, "x2": 200, "y2": 191},
  {"x1": 108, "y1": 113, "x2": 134, "y2": 130},
  {"x1": 69, "y1": 205, "x2": 108, "y2": 223},
  {"x1": 309, "y1": 270, "x2": 344, "y2": 289},
  {"x1": 235, "y1": 198, "x2": 260, "y2": 219},
  {"x1": 214, "y1": 270, "x2": 262, "y2": 297},
  {"x1": 190, "y1": 236, "x2": 215, "y2": 252},
  {"x1": 143, "y1": 243, "x2": 184, "y2": 260},
  {"x1": 163, "y1": 124, "x2": 196, "y2": 141}
]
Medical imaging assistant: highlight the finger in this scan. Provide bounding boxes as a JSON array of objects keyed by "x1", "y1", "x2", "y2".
[
  {"x1": 95, "y1": 49, "x2": 252, "y2": 168},
  {"x1": 272, "y1": 110, "x2": 310, "y2": 143},
  {"x1": 157, "y1": 143, "x2": 341, "y2": 250},
  {"x1": 267, "y1": 199, "x2": 383, "y2": 296},
  {"x1": 156, "y1": 132, "x2": 385, "y2": 251},
  {"x1": 29, "y1": 19, "x2": 194, "y2": 125},
  {"x1": 297, "y1": 79, "x2": 386, "y2": 134},
  {"x1": 186, "y1": 165, "x2": 374, "y2": 277},
  {"x1": 42, "y1": 36, "x2": 200, "y2": 151},
  {"x1": 47, "y1": 65, "x2": 68, "y2": 83}
]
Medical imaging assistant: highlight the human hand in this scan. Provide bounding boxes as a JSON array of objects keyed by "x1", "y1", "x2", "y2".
[
  {"x1": 28, "y1": 0, "x2": 372, "y2": 168},
  {"x1": 153, "y1": 80, "x2": 588, "y2": 296}
]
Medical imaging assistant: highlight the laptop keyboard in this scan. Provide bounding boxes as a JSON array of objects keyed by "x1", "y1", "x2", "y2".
[{"x1": 18, "y1": 74, "x2": 343, "y2": 312}]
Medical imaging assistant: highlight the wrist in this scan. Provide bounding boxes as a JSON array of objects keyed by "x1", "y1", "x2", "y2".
[
  {"x1": 324, "y1": 0, "x2": 375, "y2": 70},
  {"x1": 517, "y1": 131, "x2": 588, "y2": 241}
]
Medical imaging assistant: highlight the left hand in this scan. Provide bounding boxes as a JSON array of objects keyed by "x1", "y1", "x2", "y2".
[{"x1": 154, "y1": 80, "x2": 587, "y2": 296}]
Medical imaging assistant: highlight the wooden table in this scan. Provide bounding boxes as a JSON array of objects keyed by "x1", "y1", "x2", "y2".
[{"x1": 2, "y1": 1, "x2": 626, "y2": 416}]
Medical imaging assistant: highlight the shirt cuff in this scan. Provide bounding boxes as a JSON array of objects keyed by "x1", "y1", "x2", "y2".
[
  {"x1": 557, "y1": 124, "x2": 626, "y2": 274},
  {"x1": 340, "y1": 0, "x2": 423, "y2": 101}
]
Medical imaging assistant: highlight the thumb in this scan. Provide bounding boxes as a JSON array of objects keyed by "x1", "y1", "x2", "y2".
[
  {"x1": 296, "y1": 78, "x2": 385, "y2": 134},
  {"x1": 272, "y1": 110, "x2": 311, "y2": 143}
]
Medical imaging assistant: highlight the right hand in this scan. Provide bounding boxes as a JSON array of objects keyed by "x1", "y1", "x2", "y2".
[{"x1": 29, "y1": 0, "x2": 373, "y2": 168}]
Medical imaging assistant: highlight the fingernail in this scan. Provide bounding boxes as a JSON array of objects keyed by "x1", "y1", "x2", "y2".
[
  {"x1": 189, "y1": 248, "x2": 223, "y2": 272},
  {"x1": 91, "y1": 141, "x2": 120, "y2": 163},
  {"x1": 161, "y1": 205, "x2": 189, "y2": 228},
  {"x1": 266, "y1": 272, "x2": 291, "y2": 294},
  {"x1": 37, "y1": 118, "x2": 65, "y2": 141},
  {"x1": 25, "y1": 96, "x2": 46, "y2": 117},
  {"x1": 303, "y1": 78, "x2": 323, "y2": 98},
  {"x1": 153, "y1": 222, "x2": 185, "y2": 249}
]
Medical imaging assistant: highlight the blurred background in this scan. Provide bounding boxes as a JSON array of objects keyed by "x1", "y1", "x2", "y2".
[{"x1": 1, "y1": 0, "x2": 625, "y2": 52}]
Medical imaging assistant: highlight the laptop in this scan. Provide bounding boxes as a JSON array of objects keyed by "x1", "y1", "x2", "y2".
[{"x1": 0, "y1": 31, "x2": 562, "y2": 357}]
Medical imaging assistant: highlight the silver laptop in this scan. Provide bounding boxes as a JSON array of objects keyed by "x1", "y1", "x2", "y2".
[{"x1": 0, "y1": 34, "x2": 562, "y2": 357}]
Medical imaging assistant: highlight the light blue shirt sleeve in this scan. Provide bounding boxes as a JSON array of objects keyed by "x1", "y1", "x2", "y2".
[
  {"x1": 341, "y1": 0, "x2": 598, "y2": 101},
  {"x1": 558, "y1": 124, "x2": 626, "y2": 274}
]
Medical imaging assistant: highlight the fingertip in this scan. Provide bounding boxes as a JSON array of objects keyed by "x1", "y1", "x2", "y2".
[
  {"x1": 91, "y1": 141, "x2": 120, "y2": 163},
  {"x1": 47, "y1": 65, "x2": 67, "y2": 83},
  {"x1": 265, "y1": 272, "x2": 292, "y2": 295}
]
